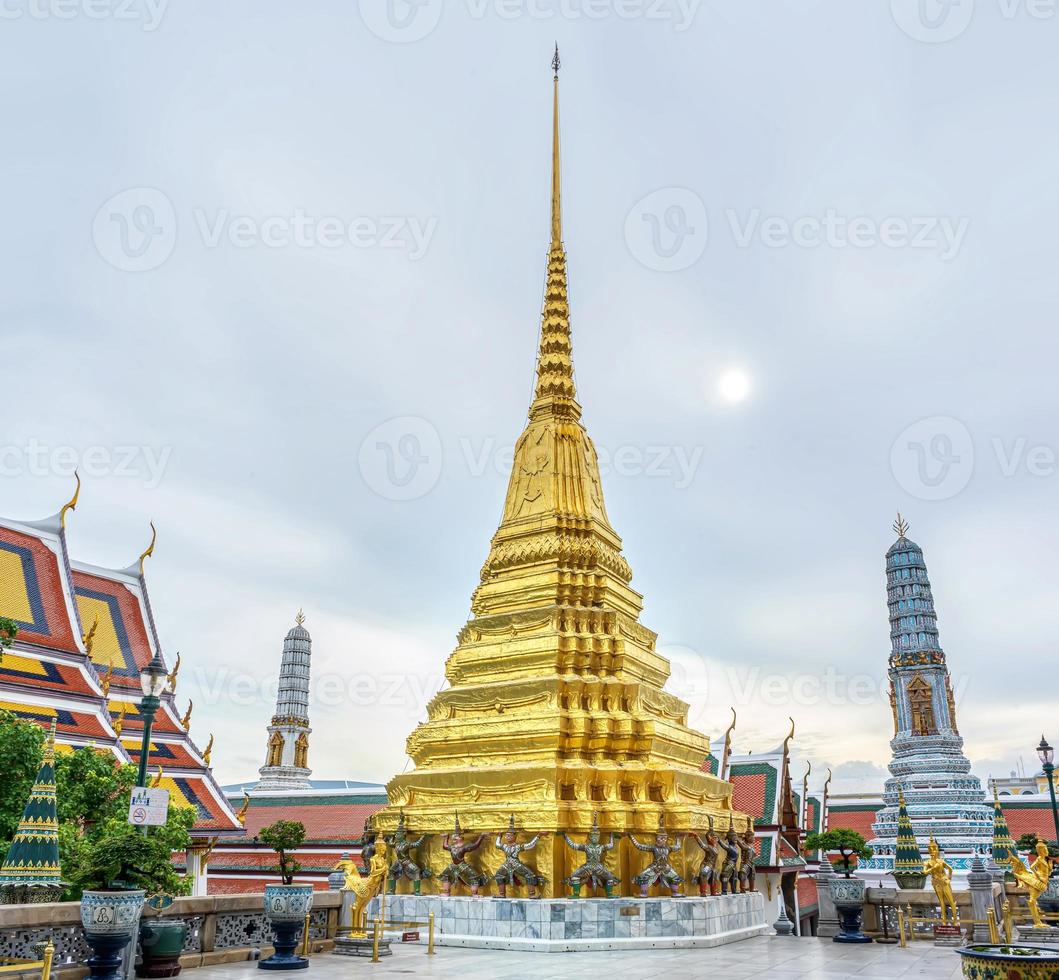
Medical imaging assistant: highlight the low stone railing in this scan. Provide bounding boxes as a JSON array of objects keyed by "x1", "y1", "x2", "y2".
[{"x1": 0, "y1": 893, "x2": 342, "y2": 975}]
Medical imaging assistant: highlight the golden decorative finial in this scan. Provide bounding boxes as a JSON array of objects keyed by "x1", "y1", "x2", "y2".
[
  {"x1": 822, "y1": 768, "x2": 833, "y2": 832},
  {"x1": 202, "y1": 733, "x2": 215, "y2": 766},
  {"x1": 100, "y1": 661, "x2": 113, "y2": 697},
  {"x1": 720, "y1": 707, "x2": 737, "y2": 779},
  {"x1": 138, "y1": 521, "x2": 157, "y2": 577},
  {"x1": 782, "y1": 716, "x2": 796, "y2": 756},
  {"x1": 59, "y1": 471, "x2": 81, "y2": 530},
  {"x1": 180, "y1": 700, "x2": 193, "y2": 731},
  {"x1": 82, "y1": 615, "x2": 99, "y2": 657},
  {"x1": 295, "y1": 609, "x2": 306, "y2": 627},
  {"x1": 236, "y1": 792, "x2": 251, "y2": 826},
  {"x1": 151, "y1": 766, "x2": 164, "y2": 788},
  {"x1": 44, "y1": 718, "x2": 57, "y2": 763},
  {"x1": 112, "y1": 703, "x2": 127, "y2": 736},
  {"x1": 167, "y1": 652, "x2": 181, "y2": 693},
  {"x1": 893, "y1": 512, "x2": 910, "y2": 538}
]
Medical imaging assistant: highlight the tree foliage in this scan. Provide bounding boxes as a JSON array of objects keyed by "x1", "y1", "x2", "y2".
[
  {"x1": 55, "y1": 750, "x2": 138, "y2": 830},
  {"x1": 0, "y1": 617, "x2": 16, "y2": 660},
  {"x1": 259, "y1": 820, "x2": 306, "y2": 885},
  {"x1": 65, "y1": 807, "x2": 195, "y2": 896},
  {"x1": 1015, "y1": 832, "x2": 1059, "y2": 857},
  {"x1": 805, "y1": 828, "x2": 873, "y2": 877},
  {"x1": 0, "y1": 710, "x2": 45, "y2": 845}
]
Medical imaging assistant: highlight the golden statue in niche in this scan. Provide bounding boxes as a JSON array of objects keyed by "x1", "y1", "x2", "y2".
[
  {"x1": 294, "y1": 732, "x2": 309, "y2": 769},
  {"x1": 266, "y1": 730, "x2": 284, "y2": 768},
  {"x1": 907, "y1": 674, "x2": 937, "y2": 736}
]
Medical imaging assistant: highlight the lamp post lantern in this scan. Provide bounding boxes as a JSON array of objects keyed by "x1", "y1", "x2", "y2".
[
  {"x1": 137, "y1": 652, "x2": 168, "y2": 790},
  {"x1": 1036, "y1": 736, "x2": 1059, "y2": 853}
]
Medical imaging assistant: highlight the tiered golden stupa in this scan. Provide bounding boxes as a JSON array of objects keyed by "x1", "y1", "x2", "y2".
[{"x1": 375, "y1": 52, "x2": 751, "y2": 899}]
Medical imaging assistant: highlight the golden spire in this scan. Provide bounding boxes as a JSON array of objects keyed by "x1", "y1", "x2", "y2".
[
  {"x1": 59, "y1": 471, "x2": 80, "y2": 530},
  {"x1": 893, "y1": 512, "x2": 910, "y2": 538},
  {"x1": 551, "y1": 44, "x2": 562, "y2": 246},
  {"x1": 295, "y1": 609, "x2": 306, "y2": 627},
  {"x1": 532, "y1": 46, "x2": 577, "y2": 413}
]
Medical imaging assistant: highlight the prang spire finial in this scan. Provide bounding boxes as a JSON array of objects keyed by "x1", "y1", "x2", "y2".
[
  {"x1": 552, "y1": 43, "x2": 561, "y2": 77},
  {"x1": 550, "y1": 47, "x2": 562, "y2": 247},
  {"x1": 894, "y1": 512, "x2": 910, "y2": 538},
  {"x1": 295, "y1": 609, "x2": 306, "y2": 627}
]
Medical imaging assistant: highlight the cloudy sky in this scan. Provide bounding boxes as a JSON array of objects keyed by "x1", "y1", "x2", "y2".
[{"x1": 2, "y1": 0, "x2": 1057, "y2": 794}]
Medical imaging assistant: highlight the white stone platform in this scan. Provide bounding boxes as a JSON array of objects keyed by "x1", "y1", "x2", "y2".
[{"x1": 367, "y1": 893, "x2": 769, "y2": 952}]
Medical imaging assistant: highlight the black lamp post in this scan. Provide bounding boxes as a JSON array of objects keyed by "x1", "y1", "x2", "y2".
[
  {"x1": 136, "y1": 652, "x2": 168, "y2": 790},
  {"x1": 1036, "y1": 736, "x2": 1059, "y2": 853}
]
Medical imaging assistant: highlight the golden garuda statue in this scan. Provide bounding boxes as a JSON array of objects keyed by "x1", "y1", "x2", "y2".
[
  {"x1": 1008, "y1": 837, "x2": 1053, "y2": 928},
  {"x1": 335, "y1": 841, "x2": 390, "y2": 937}
]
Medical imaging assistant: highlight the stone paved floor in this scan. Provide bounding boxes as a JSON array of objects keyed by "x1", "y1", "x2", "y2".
[{"x1": 193, "y1": 936, "x2": 967, "y2": 979}]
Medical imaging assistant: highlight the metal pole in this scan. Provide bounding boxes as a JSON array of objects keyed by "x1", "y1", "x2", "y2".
[
  {"x1": 1046, "y1": 762, "x2": 1059, "y2": 848},
  {"x1": 897, "y1": 906, "x2": 907, "y2": 948},
  {"x1": 135, "y1": 694, "x2": 159, "y2": 788},
  {"x1": 428, "y1": 912, "x2": 435, "y2": 955},
  {"x1": 1003, "y1": 899, "x2": 1013, "y2": 943},
  {"x1": 301, "y1": 913, "x2": 311, "y2": 956},
  {"x1": 135, "y1": 693, "x2": 159, "y2": 835}
]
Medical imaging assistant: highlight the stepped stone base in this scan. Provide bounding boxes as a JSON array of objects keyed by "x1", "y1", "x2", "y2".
[
  {"x1": 1016, "y1": 925, "x2": 1059, "y2": 944},
  {"x1": 332, "y1": 935, "x2": 392, "y2": 957},
  {"x1": 368, "y1": 893, "x2": 769, "y2": 952}
]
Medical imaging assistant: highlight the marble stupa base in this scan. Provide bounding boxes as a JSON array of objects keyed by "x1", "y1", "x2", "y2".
[
  {"x1": 367, "y1": 893, "x2": 769, "y2": 952},
  {"x1": 332, "y1": 934, "x2": 393, "y2": 957},
  {"x1": 1016, "y1": 925, "x2": 1059, "y2": 944}
]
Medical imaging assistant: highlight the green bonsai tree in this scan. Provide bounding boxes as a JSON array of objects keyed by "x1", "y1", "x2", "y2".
[
  {"x1": 1015, "y1": 833, "x2": 1059, "y2": 859},
  {"x1": 65, "y1": 807, "x2": 195, "y2": 896},
  {"x1": 259, "y1": 820, "x2": 306, "y2": 885},
  {"x1": 805, "y1": 828, "x2": 873, "y2": 878}
]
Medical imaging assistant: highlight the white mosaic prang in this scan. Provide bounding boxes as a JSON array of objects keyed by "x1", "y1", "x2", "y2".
[{"x1": 367, "y1": 894, "x2": 769, "y2": 952}]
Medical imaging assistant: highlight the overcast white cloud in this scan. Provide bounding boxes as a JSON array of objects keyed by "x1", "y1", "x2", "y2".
[{"x1": 2, "y1": 0, "x2": 1057, "y2": 794}]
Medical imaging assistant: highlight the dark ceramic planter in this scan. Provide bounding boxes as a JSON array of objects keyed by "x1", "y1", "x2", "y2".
[
  {"x1": 81, "y1": 890, "x2": 146, "y2": 980},
  {"x1": 137, "y1": 919, "x2": 188, "y2": 978},
  {"x1": 260, "y1": 884, "x2": 313, "y2": 971},
  {"x1": 828, "y1": 877, "x2": 872, "y2": 944}
]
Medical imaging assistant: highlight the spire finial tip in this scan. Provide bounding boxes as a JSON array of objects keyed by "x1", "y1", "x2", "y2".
[{"x1": 893, "y1": 512, "x2": 910, "y2": 538}]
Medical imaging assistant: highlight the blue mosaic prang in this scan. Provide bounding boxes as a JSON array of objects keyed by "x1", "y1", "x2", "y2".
[{"x1": 866, "y1": 526, "x2": 993, "y2": 875}]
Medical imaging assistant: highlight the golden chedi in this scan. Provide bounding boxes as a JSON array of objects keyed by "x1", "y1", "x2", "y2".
[{"x1": 375, "y1": 51, "x2": 751, "y2": 899}]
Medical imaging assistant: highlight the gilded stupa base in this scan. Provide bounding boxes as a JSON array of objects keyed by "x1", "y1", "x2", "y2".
[{"x1": 368, "y1": 893, "x2": 768, "y2": 952}]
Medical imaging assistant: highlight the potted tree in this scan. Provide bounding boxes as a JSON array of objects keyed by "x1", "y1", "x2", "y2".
[
  {"x1": 68, "y1": 820, "x2": 191, "y2": 980},
  {"x1": 258, "y1": 820, "x2": 312, "y2": 971},
  {"x1": 805, "y1": 829, "x2": 873, "y2": 944}
]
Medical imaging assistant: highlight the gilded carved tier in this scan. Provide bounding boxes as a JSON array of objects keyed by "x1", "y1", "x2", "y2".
[{"x1": 373, "y1": 56, "x2": 752, "y2": 898}]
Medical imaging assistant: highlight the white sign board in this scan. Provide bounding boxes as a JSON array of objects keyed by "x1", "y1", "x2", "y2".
[{"x1": 128, "y1": 787, "x2": 170, "y2": 826}]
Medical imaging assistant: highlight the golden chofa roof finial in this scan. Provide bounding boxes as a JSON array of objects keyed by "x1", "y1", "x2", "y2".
[
  {"x1": 893, "y1": 512, "x2": 910, "y2": 539},
  {"x1": 60, "y1": 471, "x2": 81, "y2": 530},
  {"x1": 138, "y1": 521, "x2": 157, "y2": 577}
]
